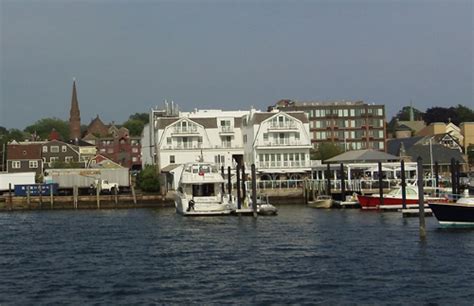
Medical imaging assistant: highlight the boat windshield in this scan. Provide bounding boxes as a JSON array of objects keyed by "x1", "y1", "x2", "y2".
[{"x1": 192, "y1": 183, "x2": 216, "y2": 197}]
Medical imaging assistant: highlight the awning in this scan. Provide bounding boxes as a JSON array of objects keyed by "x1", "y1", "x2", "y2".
[{"x1": 161, "y1": 164, "x2": 182, "y2": 173}]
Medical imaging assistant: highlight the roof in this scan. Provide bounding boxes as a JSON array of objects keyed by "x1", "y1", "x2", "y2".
[
  {"x1": 7, "y1": 143, "x2": 42, "y2": 160},
  {"x1": 387, "y1": 136, "x2": 424, "y2": 156},
  {"x1": 161, "y1": 163, "x2": 182, "y2": 172},
  {"x1": 397, "y1": 120, "x2": 426, "y2": 133},
  {"x1": 325, "y1": 149, "x2": 400, "y2": 163},
  {"x1": 406, "y1": 144, "x2": 465, "y2": 165},
  {"x1": 251, "y1": 111, "x2": 309, "y2": 125},
  {"x1": 67, "y1": 139, "x2": 96, "y2": 147}
]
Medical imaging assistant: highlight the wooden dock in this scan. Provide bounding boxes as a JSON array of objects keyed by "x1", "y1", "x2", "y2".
[{"x1": 401, "y1": 208, "x2": 433, "y2": 218}]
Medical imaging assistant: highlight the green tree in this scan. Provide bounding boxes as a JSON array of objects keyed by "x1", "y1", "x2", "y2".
[
  {"x1": 311, "y1": 143, "x2": 343, "y2": 161},
  {"x1": 453, "y1": 104, "x2": 474, "y2": 123},
  {"x1": 122, "y1": 112, "x2": 149, "y2": 136},
  {"x1": 24, "y1": 118, "x2": 69, "y2": 140},
  {"x1": 137, "y1": 164, "x2": 160, "y2": 192}
]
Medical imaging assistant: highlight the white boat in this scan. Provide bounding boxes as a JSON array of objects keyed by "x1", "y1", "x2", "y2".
[
  {"x1": 175, "y1": 162, "x2": 235, "y2": 216},
  {"x1": 308, "y1": 195, "x2": 333, "y2": 209},
  {"x1": 235, "y1": 194, "x2": 278, "y2": 216}
]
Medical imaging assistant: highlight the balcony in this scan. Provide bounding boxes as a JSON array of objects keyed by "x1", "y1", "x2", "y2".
[
  {"x1": 268, "y1": 122, "x2": 297, "y2": 130},
  {"x1": 172, "y1": 126, "x2": 198, "y2": 134},
  {"x1": 256, "y1": 140, "x2": 311, "y2": 148},
  {"x1": 219, "y1": 126, "x2": 234, "y2": 134},
  {"x1": 256, "y1": 160, "x2": 313, "y2": 169}
]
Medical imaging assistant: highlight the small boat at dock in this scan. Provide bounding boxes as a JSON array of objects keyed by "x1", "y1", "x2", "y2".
[
  {"x1": 308, "y1": 195, "x2": 333, "y2": 209},
  {"x1": 357, "y1": 185, "x2": 447, "y2": 210},
  {"x1": 235, "y1": 194, "x2": 278, "y2": 216}
]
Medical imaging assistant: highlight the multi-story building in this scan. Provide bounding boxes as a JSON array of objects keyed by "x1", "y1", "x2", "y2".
[
  {"x1": 6, "y1": 141, "x2": 44, "y2": 176},
  {"x1": 270, "y1": 100, "x2": 387, "y2": 151},
  {"x1": 149, "y1": 109, "x2": 248, "y2": 171},
  {"x1": 142, "y1": 105, "x2": 313, "y2": 185},
  {"x1": 242, "y1": 109, "x2": 313, "y2": 180}
]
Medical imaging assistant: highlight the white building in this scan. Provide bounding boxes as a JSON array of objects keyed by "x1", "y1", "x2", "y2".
[
  {"x1": 242, "y1": 109, "x2": 313, "y2": 180},
  {"x1": 142, "y1": 105, "x2": 313, "y2": 189}
]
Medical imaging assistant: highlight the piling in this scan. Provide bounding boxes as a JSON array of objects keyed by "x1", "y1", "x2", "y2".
[
  {"x1": 221, "y1": 166, "x2": 225, "y2": 194},
  {"x1": 26, "y1": 185, "x2": 31, "y2": 205},
  {"x1": 340, "y1": 163, "x2": 345, "y2": 201},
  {"x1": 304, "y1": 180, "x2": 308, "y2": 204},
  {"x1": 326, "y1": 163, "x2": 331, "y2": 196},
  {"x1": 401, "y1": 160, "x2": 407, "y2": 210},
  {"x1": 378, "y1": 162, "x2": 384, "y2": 207},
  {"x1": 50, "y1": 186, "x2": 54, "y2": 209},
  {"x1": 251, "y1": 164, "x2": 257, "y2": 218},
  {"x1": 242, "y1": 165, "x2": 247, "y2": 205},
  {"x1": 455, "y1": 160, "x2": 461, "y2": 199},
  {"x1": 73, "y1": 185, "x2": 78, "y2": 209},
  {"x1": 450, "y1": 158, "x2": 456, "y2": 198},
  {"x1": 417, "y1": 157, "x2": 426, "y2": 239},
  {"x1": 434, "y1": 161, "x2": 439, "y2": 197},
  {"x1": 131, "y1": 184, "x2": 137, "y2": 204},
  {"x1": 227, "y1": 166, "x2": 232, "y2": 202},
  {"x1": 39, "y1": 183, "x2": 43, "y2": 209},
  {"x1": 114, "y1": 185, "x2": 118, "y2": 207},
  {"x1": 8, "y1": 183, "x2": 12, "y2": 210},
  {"x1": 236, "y1": 164, "x2": 242, "y2": 210},
  {"x1": 96, "y1": 181, "x2": 100, "y2": 209}
]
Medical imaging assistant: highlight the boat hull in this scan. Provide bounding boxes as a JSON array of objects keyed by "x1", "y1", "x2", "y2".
[
  {"x1": 308, "y1": 199, "x2": 333, "y2": 209},
  {"x1": 428, "y1": 202, "x2": 474, "y2": 227},
  {"x1": 358, "y1": 195, "x2": 446, "y2": 210}
]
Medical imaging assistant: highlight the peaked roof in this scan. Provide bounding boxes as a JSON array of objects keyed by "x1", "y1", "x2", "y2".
[
  {"x1": 406, "y1": 144, "x2": 465, "y2": 165},
  {"x1": 387, "y1": 136, "x2": 424, "y2": 156},
  {"x1": 325, "y1": 149, "x2": 400, "y2": 163}
]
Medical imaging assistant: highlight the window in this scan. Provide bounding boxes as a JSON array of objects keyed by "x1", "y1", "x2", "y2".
[
  {"x1": 132, "y1": 148, "x2": 139, "y2": 153},
  {"x1": 62, "y1": 146, "x2": 67, "y2": 152},
  {"x1": 65, "y1": 156, "x2": 73, "y2": 163},
  {"x1": 51, "y1": 146, "x2": 59, "y2": 153},
  {"x1": 170, "y1": 155, "x2": 175, "y2": 164},
  {"x1": 12, "y1": 161, "x2": 21, "y2": 169},
  {"x1": 263, "y1": 133, "x2": 268, "y2": 141},
  {"x1": 43, "y1": 146, "x2": 48, "y2": 153},
  {"x1": 107, "y1": 148, "x2": 114, "y2": 154},
  {"x1": 377, "y1": 108, "x2": 383, "y2": 116},
  {"x1": 295, "y1": 133, "x2": 300, "y2": 140}
]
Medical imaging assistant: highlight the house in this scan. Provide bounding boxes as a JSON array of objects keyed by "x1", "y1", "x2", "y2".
[
  {"x1": 41, "y1": 139, "x2": 80, "y2": 169},
  {"x1": 6, "y1": 141, "x2": 44, "y2": 176}
]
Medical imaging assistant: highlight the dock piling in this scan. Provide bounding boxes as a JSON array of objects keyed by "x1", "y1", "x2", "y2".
[
  {"x1": 417, "y1": 157, "x2": 426, "y2": 239},
  {"x1": 236, "y1": 164, "x2": 241, "y2": 210},
  {"x1": 340, "y1": 163, "x2": 345, "y2": 201},
  {"x1": 96, "y1": 181, "x2": 100, "y2": 209},
  {"x1": 227, "y1": 166, "x2": 232, "y2": 202},
  {"x1": 434, "y1": 161, "x2": 439, "y2": 197},
  {"x1": 50, "y1": 185, "x2": 54, "y2": 209},
  {"x1": 378, "y1": 162, "x2": 384, "y2": 207},
  {"x1": 26, "y1": 186, "x2": 31, "y2": 205},
  {"x1": 326, "y1": 163, "x2": 331, "y2": 196},
  {"x1": 8, "y1": 183, "x2": 12, "y2": 210},
  {"x1": 251, "y1": 164, "x2": 257, "y2": 218},
  {"x1": 401, "y1": 160, "x2": 407, "y2": 210}
]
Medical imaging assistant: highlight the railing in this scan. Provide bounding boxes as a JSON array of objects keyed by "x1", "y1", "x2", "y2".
[
  {"x1": 268, "y1": 122, "x2": 297, "y2": 129},
  {"x1": 172, "y1": 126, "x2": 198, "y2": 134},
  {"x1": 255, "y1": 161, "x2": 312, "y2": 168},
  {"x1": 219, "y1": 126, "x2": 234, "y2": 133},
  {"x1": 258, "y1": 140, "x2": 307, "y2": 147}
]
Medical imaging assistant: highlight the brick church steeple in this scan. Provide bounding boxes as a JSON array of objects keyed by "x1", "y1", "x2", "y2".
[{"x1": 69, "y1": 79, "x2": 81, "y2": 140}]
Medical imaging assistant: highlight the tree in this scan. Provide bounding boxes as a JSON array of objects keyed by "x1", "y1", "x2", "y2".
[
  {"x1": 453, "y1": 104, "x2": 474, "y2": 123},
  {"x1": 394, "y1": 106, "x2": 424, "y2": 121},
  {"x1": 137, "y1": 165, "x2": 160, "y2": 192},
  {"x1": 423, "y1": 107, "x2": 459, "y2": 125},
  {"x1": 24, "y1": 118, "x2": 69, "y2": 140},
  {"x1": 122, "y1": 112, "x2": 149, "y2": 136},
  {"x1": 311, "y1": 143, "x2": 343, "y2": 161}
]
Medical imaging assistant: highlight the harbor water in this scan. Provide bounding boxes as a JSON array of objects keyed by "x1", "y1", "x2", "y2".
[{"x1": 1, "y1": 204, "x2": 473, "y2": 304}]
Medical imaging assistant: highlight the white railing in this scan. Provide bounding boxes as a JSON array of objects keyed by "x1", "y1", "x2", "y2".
[
  {"x1": 172, "y1": 126, "x2": 198, "y2": 134},
  {"x1": 256, "y1": 161, "x2": 312, "y2": 169},
  {"x1": 268, "y1": 122, "x2": 297, "y2": 129},
  {"x1": 219, "y1": 126, "x2": 234, "y2": 133},
  {"x1": 258, "y1": 140, "x2": 306, "y2": 147}
]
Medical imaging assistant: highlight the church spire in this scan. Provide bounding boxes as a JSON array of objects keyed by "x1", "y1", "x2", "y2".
[{"x1": 69, "y1": 79, "x2": 81, "y2": 140}]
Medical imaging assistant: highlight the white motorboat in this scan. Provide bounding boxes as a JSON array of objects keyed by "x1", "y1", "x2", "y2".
[
  {"x1": 308, "y1": 195, "x2": 333, "y2": 209},
  {"x1": 175, "y1": 162, "x2": 235, "y2": 216}
]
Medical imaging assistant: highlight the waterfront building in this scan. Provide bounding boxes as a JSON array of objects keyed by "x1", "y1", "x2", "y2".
[
  {"x1": 241, "y1": 109, "x2": 313, "y2": 180},
  {"x1": 269, "y1": 99, "x2": 387, "y2": 152},
  {"x1": 41, "y1": 139, "x2": 80, "y2": 169},
  {"x1": 460, "y1": 122, "x2": 474, "y2": 155},
  {"x1": 142, "y1": 103, "x2": 314, "y2": 188},
  {"x1": 6, "y1": 141, "x2": 44, "y2": 176}
]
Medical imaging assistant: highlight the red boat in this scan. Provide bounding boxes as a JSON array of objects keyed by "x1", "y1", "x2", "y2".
[{"x1": 357, "y1": 185, "x2": 448, "y2": 210}]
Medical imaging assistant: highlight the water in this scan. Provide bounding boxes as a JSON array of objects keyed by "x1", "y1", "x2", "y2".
[{"x1": 1, "y1": 205, "x2": 473, "y2": 305}]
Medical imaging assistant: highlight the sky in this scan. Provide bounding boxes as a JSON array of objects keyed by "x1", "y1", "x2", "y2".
[{"x1": 1, "y1": 0, "x2": 472, "y2": 129}]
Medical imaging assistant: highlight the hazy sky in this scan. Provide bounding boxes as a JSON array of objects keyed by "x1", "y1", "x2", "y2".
[{"x1": 1, "y1": 0, "x2": 472, "y2": 129}]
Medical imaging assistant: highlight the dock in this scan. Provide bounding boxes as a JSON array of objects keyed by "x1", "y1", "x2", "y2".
[{"x1": 401, "y1": 208, "x2": 433, "y2": 218}]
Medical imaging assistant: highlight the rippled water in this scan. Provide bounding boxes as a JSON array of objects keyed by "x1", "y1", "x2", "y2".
[{"x1": 1, "y1": 205, "x2": 473, "y2": 304}]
